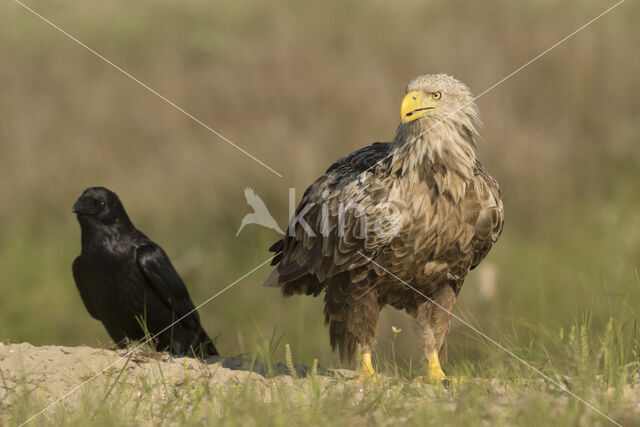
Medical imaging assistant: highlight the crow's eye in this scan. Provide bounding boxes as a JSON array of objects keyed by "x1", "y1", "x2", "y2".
[
  {"x1": 431, "y1": 91, "x2": 442, "y2": 100},
  {"x1": 100, "y1": 201, "x2": 106, "y2": 208}
]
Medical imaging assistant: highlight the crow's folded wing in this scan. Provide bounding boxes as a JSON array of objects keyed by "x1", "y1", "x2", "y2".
[
  {"x1": 136, "y1": 244, "x2": 201, "y2": 330},
  {"x1": 72, "y1": 256, "x2": 100, "y2": 320}
]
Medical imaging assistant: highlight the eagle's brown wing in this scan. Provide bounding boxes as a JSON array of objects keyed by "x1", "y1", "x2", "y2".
[
  {"x1": 266, "y1": 141, "x2": 406, "y2": 360},
  {"x1": 470, "y1": 160, "x2": 504, "y2": 270},
  {"x1": 266, "y1": 142, "x2": 398, "y2": 296}
]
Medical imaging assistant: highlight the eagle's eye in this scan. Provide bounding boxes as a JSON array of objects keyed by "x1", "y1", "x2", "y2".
[{"x1": 431, "y1": 91, "x2": 442, "y2": 100}]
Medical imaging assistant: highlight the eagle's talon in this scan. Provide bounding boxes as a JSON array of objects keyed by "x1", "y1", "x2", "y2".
[
  {"x1": 441, "y1": 376, "x2": 467, "y2": 388},
  {"x1": 414, "y1": 375, "x2": 466, "y2": 387},
  {"x1": 354, "y1": 371, "x2": 377, "y2": 384},
  {"x1": 415, "y1": 352, "x2": 466, "y2": 387},
  {"x1": 352, "y1": 351, "x2": 376, "y2": 384}
]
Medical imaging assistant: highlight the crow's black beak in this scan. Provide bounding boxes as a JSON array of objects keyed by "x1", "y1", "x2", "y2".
[{"x1": 72, "y1": 197, "x2": 101, "y2": 215}]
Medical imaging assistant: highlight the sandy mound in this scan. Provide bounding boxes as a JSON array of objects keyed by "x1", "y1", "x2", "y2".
[
  {"x1": 3, "y1": 342, "x2": 638, "y2": 425},
  {"x1": 0, "y1": 342, "x2": 353, "y2": 412}
]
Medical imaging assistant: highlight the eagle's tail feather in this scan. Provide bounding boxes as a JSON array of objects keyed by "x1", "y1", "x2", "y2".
[{"x1": 263, "y1": 269, "x2": 281, "y2": 287}]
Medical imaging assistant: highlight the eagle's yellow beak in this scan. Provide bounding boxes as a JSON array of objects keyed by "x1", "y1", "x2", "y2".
[{"x1": 401, "y1": 90, "x2": 436, "y2": 123}]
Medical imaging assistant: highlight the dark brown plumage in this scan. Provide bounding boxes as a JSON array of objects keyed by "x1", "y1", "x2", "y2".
[{"x1": 264, "y1": 74, "x2": 503, "y2": 382}]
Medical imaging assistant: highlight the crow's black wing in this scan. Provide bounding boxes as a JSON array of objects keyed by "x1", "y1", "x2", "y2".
[
  {"x1": 72, "y1": 256, "x2": 100, "y2": 320},
  {"x1": 136, "y1": 243, "x2": 201, "y2": 330}
]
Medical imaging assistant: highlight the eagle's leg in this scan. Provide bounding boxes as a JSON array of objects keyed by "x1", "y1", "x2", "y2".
[
  {"x1": 326, "y1": 279, "x2": 379, "y2": 383},
  {"x1": 416, "y1": 284, "x2": 456, "y2": 385},
  {"x1": 358, "y1": 344, "x2": 376, "y2": 382}
]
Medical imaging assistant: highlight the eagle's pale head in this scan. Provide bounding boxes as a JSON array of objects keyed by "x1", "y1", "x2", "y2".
[
  {"x1": 396, "y1": 74, "x2": 479, "y2": 143},
  {"x1": 392, "y1": 74, "x2": 480, "y2": 184}
]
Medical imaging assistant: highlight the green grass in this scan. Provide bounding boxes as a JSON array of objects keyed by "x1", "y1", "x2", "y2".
[{"x1": 2, "y1": 315, "x2": 639, "y2": 426}]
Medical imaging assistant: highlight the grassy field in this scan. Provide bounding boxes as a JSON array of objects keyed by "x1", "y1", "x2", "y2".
[
  {"x1": 1, "y1": 335, "x2": 638, "y2": 426},
  {"x1": 1, "y1": 0, "x2": 639, "y2": 425}
]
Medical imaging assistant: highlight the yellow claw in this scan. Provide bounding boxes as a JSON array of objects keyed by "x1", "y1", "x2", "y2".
[
  {"x1": 415, "y1": 353, "x2": 466, "y2": 387},
  {"x1": 356, "y1": 352, "x2": 376, "y2": 383},
  {"x1": 446, "y1": 376, "x2": 467, "y2": 387},
  {"x1": 426, "y1": 352, "x2": 446, "y2": 384}
]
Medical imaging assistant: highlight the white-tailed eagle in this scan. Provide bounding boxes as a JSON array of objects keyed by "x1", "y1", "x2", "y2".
[{"x1": 265, "y1": 74, "x2": 503, "y2": 383}]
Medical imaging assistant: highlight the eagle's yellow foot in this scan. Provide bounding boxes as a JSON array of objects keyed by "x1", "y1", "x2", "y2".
[
  {"x1": 415, "y1": 375, "x2": 467, "y2": 387},
  {"x1": 355, "y1": 352, "x2": 376, "y2": 383},
  {"x1": 415, "y1": 352, "x2": 446, "y2": 384},
  {"x1": 415, "y1": 353, "x2": 465, "y2": 387},
  {"x1": 441, "y1": 376, "x2": 467, "y2": 388}
]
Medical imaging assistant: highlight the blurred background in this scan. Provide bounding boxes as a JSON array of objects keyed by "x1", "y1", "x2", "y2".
[{"x1": 1, "y1": 0, "x2": 638, "y2": 370}]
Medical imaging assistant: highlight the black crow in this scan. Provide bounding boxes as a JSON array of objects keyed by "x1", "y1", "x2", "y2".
[{"x1": 72, "y1": 187, "x2": 218, "y2": 357}]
